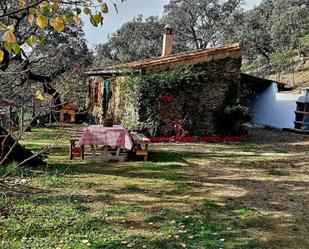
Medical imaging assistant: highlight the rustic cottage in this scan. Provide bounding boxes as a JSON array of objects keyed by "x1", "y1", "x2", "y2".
[{"x1": 85, "y1": 26, "x2": 244, "y2": 136}]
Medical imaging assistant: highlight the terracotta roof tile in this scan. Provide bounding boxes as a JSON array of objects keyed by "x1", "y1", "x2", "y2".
[
  {"x1": 88, "y1": 43, "x2": 242, "y2": 72},
  {"x1": 61, "y1": 103, "x2": 78, "y2": 111}
]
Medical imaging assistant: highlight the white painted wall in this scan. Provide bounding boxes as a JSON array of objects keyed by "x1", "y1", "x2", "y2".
[{"x1": 250, "y1": 83, "x2": 301, "y2": 129}]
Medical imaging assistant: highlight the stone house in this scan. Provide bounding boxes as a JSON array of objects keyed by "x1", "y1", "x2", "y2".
[{"x1": 85, "y1": 26, "x2": 243, "y2": 136}]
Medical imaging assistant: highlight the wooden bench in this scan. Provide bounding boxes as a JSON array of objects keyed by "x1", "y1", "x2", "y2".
[
  {"x1": 69, "y1": 132, "x2": 85, "y2": 160},
  {"x1": 130, "y1": 132, "x2": 151, "y2": 161}
]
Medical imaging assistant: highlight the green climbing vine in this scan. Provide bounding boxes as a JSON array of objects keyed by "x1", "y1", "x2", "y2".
[
  {"x1": 117, "y1": 66, "x2": 249, "y2": 136},
  {"x1": 118, "y1": 66, "x2": 201, "y2": 135},
  {"x1": 117, "y1": 76, "x2": 142, "y2": 131}
]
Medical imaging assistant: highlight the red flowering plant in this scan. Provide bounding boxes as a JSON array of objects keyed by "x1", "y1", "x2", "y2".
[
  {"x1": 163, "y1": 119, "x2": 188, "y2": 137},
  {"x1": 159, "y1": 92, "x2": 173, "y2": 103}
]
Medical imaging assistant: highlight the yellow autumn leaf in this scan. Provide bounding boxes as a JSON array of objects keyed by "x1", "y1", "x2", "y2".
[
  {"x1": 51, "y1": 2, "x2": 59, "y2": 12},
  {"x1": 7, "y1": 25, "x2": 15, "y2": 32},
  {"x1": 0, "y1": 22, "x2": 7, "y2": 30},
  {"x1": 5, "y1": 31, "x2": 16, "y2": 44},
  {"x1": 93, "y1": 14, "x2": 103, "y2": 25},
  {"x1": 39, "y1": 1, "x2": 48, "y2": 8},
  {"x1": 28, "y1": 14, "x2": 35, "y2": 24},
  {"x1": 73, "y1": 15, "x2": 80, "y2": 27},
  {"x1": 0, "y1": 50, "x2": 4, "y2": 62},
  {"x1": 36, "y1": 15, "x2": 48, "y2": 29},
  {"x1": 19, "y1": 0, "x2": 26, "y2": 8},
  {"x1": 35, "y1": 90, "x2": 45, "y2": 100},
  {"x1": 50, "y1": 16, "x2": 65, "y2": 32},
  {"x1": 26, "y1": 35, "x2": 37, "y2": 47},
  {"x1": 101, "y1": 3, "x2": 109, "y2": 13}
]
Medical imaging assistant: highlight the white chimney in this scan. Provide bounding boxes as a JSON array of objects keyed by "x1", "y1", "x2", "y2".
[{"x1": 162, "y1": 24, "x2": 173, "y2": 57}]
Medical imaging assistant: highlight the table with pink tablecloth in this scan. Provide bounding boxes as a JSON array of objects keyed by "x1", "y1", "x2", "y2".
[{"x1": 79, "y1": 125, "x2": 133, "y2": 161}]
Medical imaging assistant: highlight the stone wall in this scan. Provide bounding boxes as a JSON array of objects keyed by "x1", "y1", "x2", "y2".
[
  {"x1": 85, "y1": 76, "x2": 104, "y2": 122},
  {"x1": 152, "y1": 57, "x2": 242, "y2": 136}
]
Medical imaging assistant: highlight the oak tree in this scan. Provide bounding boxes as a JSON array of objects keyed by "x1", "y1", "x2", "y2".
[{"x1": 163, "y1": 0, "x2": 243, "y2": 50}]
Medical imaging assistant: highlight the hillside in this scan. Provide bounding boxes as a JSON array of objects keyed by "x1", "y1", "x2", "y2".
[
  {"x1": 268, "y1": 58, "x2": 309, "y2": 91},
  {"x1": 244, "y1": 55, "x2": 309, "y2": 92}
]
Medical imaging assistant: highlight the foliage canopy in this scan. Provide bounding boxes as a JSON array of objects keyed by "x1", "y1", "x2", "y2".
[{"x1": 0, "y1": 0, "x2": 121, "y2": 61}]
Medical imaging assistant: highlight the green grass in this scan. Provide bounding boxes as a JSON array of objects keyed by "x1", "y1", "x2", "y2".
[
  {"x1": 99, "y1": 191, "x2": 114, "y2": 201},
  {"x1": 202, "y1": 200, "x2": 222, "y2": 209},
  {"x1": 1, "y1": 126, "x2": 307, "y2": 249},
  {"x1": 122, "y1": 184, "x2": 142, "y2": 193},
  {"x1": 35, "y1": 171, "x2": 73, "y2": 188},
  {"x1": 144, "y1": 214, "x2": 166, "y2": 223},
  {"x1": 142, "y1": 162, "x2": 184, "y2": 171},
  {"x1": 268, "y1": 169, "x2": 290, "y2": 176},
  {"x1": 233, "y1": 208, "x2": 259, "y2": 217},
  {"x1": 104, "y1": 204, "x2": 140, "y2": 217},
  {"x1": 0, "y1": 197, "x2": 117, "y2": 249},
  {"x1": 0, "y1": 162, "x2": 29, "y2": 177}
]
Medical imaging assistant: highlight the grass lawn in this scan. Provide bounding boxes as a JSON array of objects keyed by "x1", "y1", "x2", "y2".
[{"x1": 0, "y1": 127, "x2": 309, "y2": 249}]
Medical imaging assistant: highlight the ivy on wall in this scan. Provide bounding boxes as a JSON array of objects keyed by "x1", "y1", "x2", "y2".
[
  {"x1": 118, "y1": 66, "x2": 202, "y2": 135},
  {"x1": 117, "y1": 66, "x2": 249, "y2": 136},
  {"x1": 139, "y1": 67, "x2": 202, "y2": 135},
  {"x1": 117, "y1": 76, "x2": 142, "y2": 131}
]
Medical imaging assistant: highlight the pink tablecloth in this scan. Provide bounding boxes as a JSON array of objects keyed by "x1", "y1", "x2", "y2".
[{"x1": 79, "y1": 125, "x2": 133, "y2": 150}]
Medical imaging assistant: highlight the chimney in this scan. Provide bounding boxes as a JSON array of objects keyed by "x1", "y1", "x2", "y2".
[{"x1": 162, "y1": 24, "x2": 173, "y2": 57}]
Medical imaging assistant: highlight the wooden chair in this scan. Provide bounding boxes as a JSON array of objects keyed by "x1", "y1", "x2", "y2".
[
  {"x1": 69, "y1": 132, "x2": 84, "y2": 160},
  {"x1": 130, "y1": 132, "x2": 151, "y2": 161}
]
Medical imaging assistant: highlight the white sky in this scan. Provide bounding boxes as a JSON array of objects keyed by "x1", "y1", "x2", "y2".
[{"x1": 83, "y1": 0, "x2": 262, "y2": 47}]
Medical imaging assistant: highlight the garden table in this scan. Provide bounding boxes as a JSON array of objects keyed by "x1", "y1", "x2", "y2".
[{"x1": 79, "y1": 125, "x2": 133, "y2": 162}]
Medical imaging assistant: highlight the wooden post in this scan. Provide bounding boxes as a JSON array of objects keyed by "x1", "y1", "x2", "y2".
[
  {"x1": 81, "y1": 145, "x2": 85, "y2": 160},
  {"x1": 9, "y1": 105, "x2": 12, "y2": 121},
  {"x1": 32, "y1": 97, "x2": 36, "y2": 119},
  {"x1": 144, "y1": 144, "x2": 149, "y2": 161},
  {"x1": 49, "y1": 111, "x2": 52, "y2": 125},
  {"x1": 20, "y1": 107, "x2": 24, "y2": 132},
  {"x1": 8, "y1": 105, "x2": 12, "y2": 132}
]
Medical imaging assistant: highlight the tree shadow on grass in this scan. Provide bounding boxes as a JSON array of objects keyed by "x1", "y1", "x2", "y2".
[
  {"x1": 42, "y1": 148, "x2": 282, "y2": 186},
  {"x1": 3, "y1": 157, "x2": 308, "y2": 249},
  {"x1": 11, "y1": 126, "x2": 308, "y2": 248}
]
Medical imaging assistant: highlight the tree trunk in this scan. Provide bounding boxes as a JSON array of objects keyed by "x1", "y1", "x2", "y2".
[{"x1": 20, "y1": 107, "x2": 24, "y2": 132}]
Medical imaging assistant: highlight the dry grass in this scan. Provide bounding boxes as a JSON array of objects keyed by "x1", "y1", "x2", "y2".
[{"x1": 269, "y1": 57, "x2": 309, "y2": 90}]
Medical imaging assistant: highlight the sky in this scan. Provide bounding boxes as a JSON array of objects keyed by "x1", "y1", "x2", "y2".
[{"x1": 83, "y1": 0, "x2": 262, "y2": 47}]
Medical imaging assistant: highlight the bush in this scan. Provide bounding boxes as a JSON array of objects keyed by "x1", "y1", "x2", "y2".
[{"x1": 222, "y1": 104, "x2": 251, "y2": 136}]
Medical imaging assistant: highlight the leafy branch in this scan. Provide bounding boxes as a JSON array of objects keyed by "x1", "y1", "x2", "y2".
[{"x1": 0, "y1": 0, "x2": 114, "y2": 61}]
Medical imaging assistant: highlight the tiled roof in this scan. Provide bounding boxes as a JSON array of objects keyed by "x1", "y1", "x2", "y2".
[
  {"x1": 61, "y1": 103, "x2": 79, "y2": 111},
  {"x1": 87, "y1": 43, "x2": 242, "y2": 73}
]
